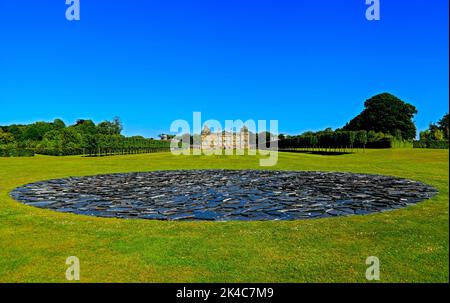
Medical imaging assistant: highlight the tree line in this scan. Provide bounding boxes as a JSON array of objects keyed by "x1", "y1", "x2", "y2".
[
  {"x1": 414, "y1": 114, "x2": 449, "y2": 149},
  {"x1": 0, "y1": 118, "x2": 170, "y2": 157},
  {"x1": 1, "y1": 93, "x2": 448, "y2": 157}
]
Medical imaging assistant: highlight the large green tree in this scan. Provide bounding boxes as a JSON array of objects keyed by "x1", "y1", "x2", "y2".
[{"x1": 343, "y1": 93, "x2": 418, "y2": 140}]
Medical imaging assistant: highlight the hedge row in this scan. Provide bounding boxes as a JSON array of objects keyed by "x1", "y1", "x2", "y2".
[
  {"x1": 83, "y1": 147, "x2": 170, "y2": 157},
  {"x1": 366, "y1": 138, "x2": 413, "y2": 149},
  {"x1": 413, "y1": 140, "x2": 449, "y2": 149},
  {"x1": 0, "y1": 148, "x2": 35, "y2": 157},
  {"x1": 34, "y1": 137, "x2": 172, "y2": 156},
  {"x1": 279, "y1": 131, "x2": 416, "y2": 151},
  {"x1": 279, "y1": 131, "x2": 368, "y2": 150}
]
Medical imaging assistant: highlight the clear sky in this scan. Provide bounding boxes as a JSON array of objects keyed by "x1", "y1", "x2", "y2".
[{"x1": 0, "y1": 0, "x2": 448, "y2": 138}]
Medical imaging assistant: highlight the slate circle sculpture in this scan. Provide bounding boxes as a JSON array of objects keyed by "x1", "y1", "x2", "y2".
[{"x1": 10, "y1": 170, "x2": 437, "y2": 221}]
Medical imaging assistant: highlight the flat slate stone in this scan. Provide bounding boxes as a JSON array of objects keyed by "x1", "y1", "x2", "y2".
[{"x1": 10, "y1": 170, "x2": 437, "y2": 221}]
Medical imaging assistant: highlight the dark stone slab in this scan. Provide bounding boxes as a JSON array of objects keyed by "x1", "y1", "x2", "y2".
[
  {"x1": 10, "y1": 170, "x2": 437, "y2": 221},
  {"x1": 193, "y1": 211, "x2": 218, "y2": 220}
]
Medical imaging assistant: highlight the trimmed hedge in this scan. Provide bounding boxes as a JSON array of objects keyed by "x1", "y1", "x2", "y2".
[
  {"x1": 0, "y1": 148, "x2": 35, "y2": 157},
  {"x1": 413, "y1": 140, "x2": 449, "y2": 149},
  {"x1": 279, "y1": 131, "x2": 415, "y2": 150},
  {"x1": 391, "y1": 138, "x2": 414, "y2": 148},
  {"x1": 279, "y1": 131, "x2": 368, "y2": 150},
  {"x1": 369, "y1": 138, "x2": 415, "y2": 149}
]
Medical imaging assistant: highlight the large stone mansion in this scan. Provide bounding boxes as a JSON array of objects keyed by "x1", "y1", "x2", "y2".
[{"x1": 200, "y1": 125, "x2": 253, "y2": 150}]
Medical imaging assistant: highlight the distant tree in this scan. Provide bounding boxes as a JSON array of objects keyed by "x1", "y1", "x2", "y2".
[
  {"x1": 43, "y1": 130, "x2": 61, "y2": 141},
  {"x1": 158, "y1": 134, "x2": 175, "y2": 140},
  {"x1": 437, "y1": 113, "x2": 449, "y2": 139},
  {"x1": 75, "y1": 119, "x2": 87, "y2": 126},
  {"x1": 301, "y1": 131, "x2": 316, "y2": 136},
  {"x1": 432, "y1": 129, "x2": 445, "y2": 141},
  {"x1": 22, "y1": 122, "x2": 55, "y2": 141},
  {"x1": 419, "y1": 130, "x2": 429, "y2": 141},
  {"x1": 310, "y1": 135, "x2": 318, "y2": 147},
  {"x1": 418, "y1": 116, "x2": 448, "y2": 149},
  {"x1": 61, "y1": 128, "x2": 82, "y2": 146},
  {"x1": 356, "y1": 130, "x2": 368, "y2": 149},
  {"x1": 0, "y1": 129, "x2": 15, "y2": 145},
  {"x1": 343, "y1": 93, "x2": 418, "y2": 140},
  {"x1": 112, "y1": 117, "x2": 123, "y2": 134},
  {"x1": 130, "y1": 136, "x2": 146, "y2": 140},
  {"x1": 428, "y1": 122, "x2": 440, "y2": 133},
  {"x1": 5, "y1": 125, "x2": 24, "y2": 141},
  {"x1": 81, "y1": 133, "x2": 98, "y2": 152},
  {"x1": 53, "y1": 119, "x2": 66, "y2": 130},
  {"x1": 349, "y1": 131, "x2": 356, "y2": 148},
  {"x1": 97, "y1": 118, "x2": 122, "y2": 136},
  {"x1": 73, "y1": 119, "x2": 97, "y2": 135}
]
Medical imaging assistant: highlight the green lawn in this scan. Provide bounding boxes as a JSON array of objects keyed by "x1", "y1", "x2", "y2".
[{"x1": 0, "y1": 149, "x2": 448, "y2": 282}]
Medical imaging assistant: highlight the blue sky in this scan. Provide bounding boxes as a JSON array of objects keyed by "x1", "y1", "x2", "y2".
[{"x1": 0, "y1": 0, "x2": 448, "y2": 138}]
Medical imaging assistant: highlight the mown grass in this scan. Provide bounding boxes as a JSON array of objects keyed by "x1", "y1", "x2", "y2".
[{"x1": 0, "y1": 149, "x2": 448, "y2": 282}]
